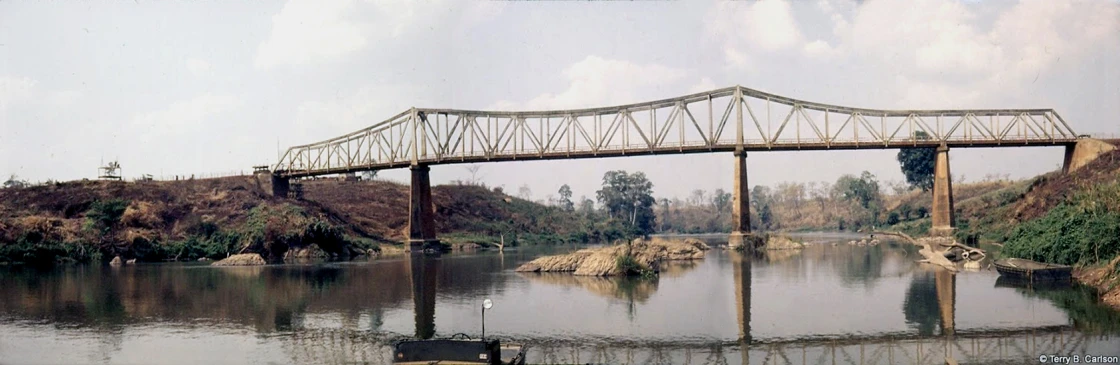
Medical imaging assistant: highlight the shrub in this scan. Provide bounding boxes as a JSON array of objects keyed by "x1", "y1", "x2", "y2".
[
  {"x1": 84, "y1": 199, "x2": 129, "y2": 234},
  {"x1": 615, "y1": 254, "x2": 655, "y2": 278},
  {"x1": 1001, "y1": 203, "x2": 1120, "y2": 265},
  {"x1": 886, "y1": 212, "x2": 900, "y2": 225},
  {"x1": 0, "y1": 233, "x2": 93, "y2": 265}
]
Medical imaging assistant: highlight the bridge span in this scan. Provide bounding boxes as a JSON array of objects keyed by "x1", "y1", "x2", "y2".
[{"x1": 268, "y1": 85, "x2": 1111, "y2": 248}]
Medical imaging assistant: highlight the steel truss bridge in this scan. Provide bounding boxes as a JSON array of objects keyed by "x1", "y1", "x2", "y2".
[{"x1": 274, "y1": 86, "x2": 1078, "y2": 177}]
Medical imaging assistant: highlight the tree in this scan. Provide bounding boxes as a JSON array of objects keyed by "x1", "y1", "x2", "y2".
[
  {"x1": 810, "y1": 181, "x2": 831, "y2": 211},
  {"x1": 360, "y1": 171, "x2": 378, "y2": 180},
  {"x1": 465, "y1": 165, "x2": 482, "y2": 185},
  {"x1": 834, "y1": 172, "x2": 881, "y2": 209},
  {"x1": 578, "y1": 196, "x2": 595, "y2": 216},
  {"x1": 596, "y1": 170, "x2": 656, "y2": 234},
  {"x1": 518, "y1": 184, "x2": 532, "y2": 200},
  {"x1": 759, "y1": 203, "x2": 774, "y2": 230},
  {"x1": 689, "y1": 189, "x2": 707, "y2": 206},
  {"x1": 750, "y1": 185, "x2": 772, "y2": 208},
  {"x1": 558, "y1": 184, "x2": 574, "y2": 211},
  {"x1": 898, "y1": 204, "x2": 914, "y2": 220},
  {"x1": 750, "y1": 185, "x2": 774, "y2": 230},
  {"x1": 776, "y1": 182, "x2": 805, "y2": 210},
  {"x1": 658, "y1": 198, "x2": 671, "y2": 232},
  {"x1": 710, "y1": 189, "x2": 732, "y2": 217},
  {"x1": 887, "y1": 180, "x2": 910, "y2": 196},
  {"x1": 3, "y1": 174, "x2": 28, "y2": 189},
  {"x1": 897, "y1": 131, "x2": 936, "y2": 191}
]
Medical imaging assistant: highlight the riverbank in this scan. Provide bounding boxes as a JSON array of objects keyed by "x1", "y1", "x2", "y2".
[
  {"x1": 0, "y1": 176, "x2": 590, "y2": 265},
  {"x1": 886, "y1": 150, "x2": 1120, "y2": 309},
  {"x1": 1074, "y1": 257, "x2": 1120, "y2": 309}
]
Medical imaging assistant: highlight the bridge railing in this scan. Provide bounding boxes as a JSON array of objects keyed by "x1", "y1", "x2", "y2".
[{"x1": 274, "y1": 86, "x2": 1078, "y2": 177}]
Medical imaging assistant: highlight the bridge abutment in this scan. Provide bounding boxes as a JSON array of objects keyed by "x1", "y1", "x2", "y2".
[
  {"x1": 728, "y1": 152, "x2": 754, "y2": 251},
  {"x1": 408, "y1": 164, "x2": 440, "y2": 252},
  {"x1": 930, "y1": 145, "x2": 956, "y2": 237},
  {"x1": 1062, "y1": 138, "x2": 1116, "y2": 174},
  {"x1": 271, "y1": 174, "x2": 290, "y2": 198}
]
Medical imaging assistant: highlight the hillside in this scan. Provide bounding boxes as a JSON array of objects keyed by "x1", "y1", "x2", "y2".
[
  {"x1": 299, "y1": 180, "x2": 588, "y2": 245},
  {"x1": 0, "y1": 176, "x2": 587, "y2": 265}
]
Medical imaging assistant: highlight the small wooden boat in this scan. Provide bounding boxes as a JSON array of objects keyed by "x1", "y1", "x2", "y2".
[
  {"x1": 394, "y1": 298, "x2": 526, "y2": 364},
  {"x1": 994, "y1": 258, "x2": 1072, "y2": 282},
  {"x1": 392, "y1": 335, "x2": 526, "y2": 365}
]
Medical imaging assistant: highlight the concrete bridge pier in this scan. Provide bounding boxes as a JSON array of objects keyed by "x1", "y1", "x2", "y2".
[
  {"x1": 728, "y1": 151, "x2": 754, "y2": 251},
  {"x1": 930, "y1": 145, "x2": 956, "y2": 237},
  {"x1": 408, "y1": 164, "x2": 440, "y2": 253}
]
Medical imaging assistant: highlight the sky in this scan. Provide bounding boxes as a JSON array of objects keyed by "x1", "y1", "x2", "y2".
[{"x1": 2, "y1": 0, "x2": 1118, "y2": 202}]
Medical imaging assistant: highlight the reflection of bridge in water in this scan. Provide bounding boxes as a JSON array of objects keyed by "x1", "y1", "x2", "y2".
[
  {"x1": 281, "y1": 324, "x2": 1095, "y2": 365},
  {"x1": 316, "y1": 252, "x2": 1110, "y2": 365}
]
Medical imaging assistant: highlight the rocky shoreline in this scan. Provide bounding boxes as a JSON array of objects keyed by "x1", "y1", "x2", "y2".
[{"x1": 515, "y1": 237, "x2": 710, "y2": 276}]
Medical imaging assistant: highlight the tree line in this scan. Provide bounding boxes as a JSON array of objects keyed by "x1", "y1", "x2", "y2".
[{"x1": 537, "y1": 135, "x2": 940, "y2": 236}]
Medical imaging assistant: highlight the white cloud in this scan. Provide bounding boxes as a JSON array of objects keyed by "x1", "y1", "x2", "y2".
[
  {"x1": 710, "y1": 0, "x2": 806, "y2": 70},
  {"x1": 254, "y1": 0, "x2": 369, "y2": 69},
  {"x1": 493, "y1": 56, "x2": 690, "y2": 110},
  {"x1": 133, "y1": 93, "x2": 242, "y2": 135},
  {"x1": 254, "y1": 0, "x2": 477, "y2": 69},
  {"x1": 709, "y1": 0, "x2": 1120, "y2": 109},
  {"x1": 186, "y1": 58, "x2": 211, "y2": 75},
  {"x1": 849, "y1": 0, "x2": 991, "y2": 74},
  {"x1": 802, "y1": 39, "x2": 836, "y2": 58}
]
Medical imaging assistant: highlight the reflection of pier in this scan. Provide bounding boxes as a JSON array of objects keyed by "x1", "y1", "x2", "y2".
[
  {"x1": 935, "y1": 269, "x2": 955, "y2": 336},
  {"x1": 408, "y1": 254, "x2": 439, "y2": 339}
]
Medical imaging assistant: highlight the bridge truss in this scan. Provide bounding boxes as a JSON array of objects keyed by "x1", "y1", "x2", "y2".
[{"x1": 274, "y1": 86, "x2": 1078, "y2": 178}]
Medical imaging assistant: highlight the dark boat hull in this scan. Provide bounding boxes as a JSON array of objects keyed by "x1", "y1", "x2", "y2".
[
  {"x1": 994, "y1": 258, "x2": 1072, "y2": 282},
  {"x1": 393, "y1": 339, "x2": 525, "y2": 365}
]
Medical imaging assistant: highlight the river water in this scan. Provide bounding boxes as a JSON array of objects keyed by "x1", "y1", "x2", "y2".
[{"x1": 1, "y1": 233, "x2": 1118, "y2": 365}]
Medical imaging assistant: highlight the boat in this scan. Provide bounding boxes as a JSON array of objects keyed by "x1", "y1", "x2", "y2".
[
  {"x1": 392, "y1": 335, "x2": 526, "y2": 365},
  {"x1": 994, "y1": 258, "x2": 1072, "y2": 282},
  {"x1": 994, "y1": 275, "x2": 1071, "y2": 290},
  {"x1": 392, "y1": 298, "x2": 527, "y2": 365}
]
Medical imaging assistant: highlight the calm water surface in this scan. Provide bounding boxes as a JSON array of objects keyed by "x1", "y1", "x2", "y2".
[{"x1": 2, "y1": 233, "x2": 1118, "y2": 364}]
